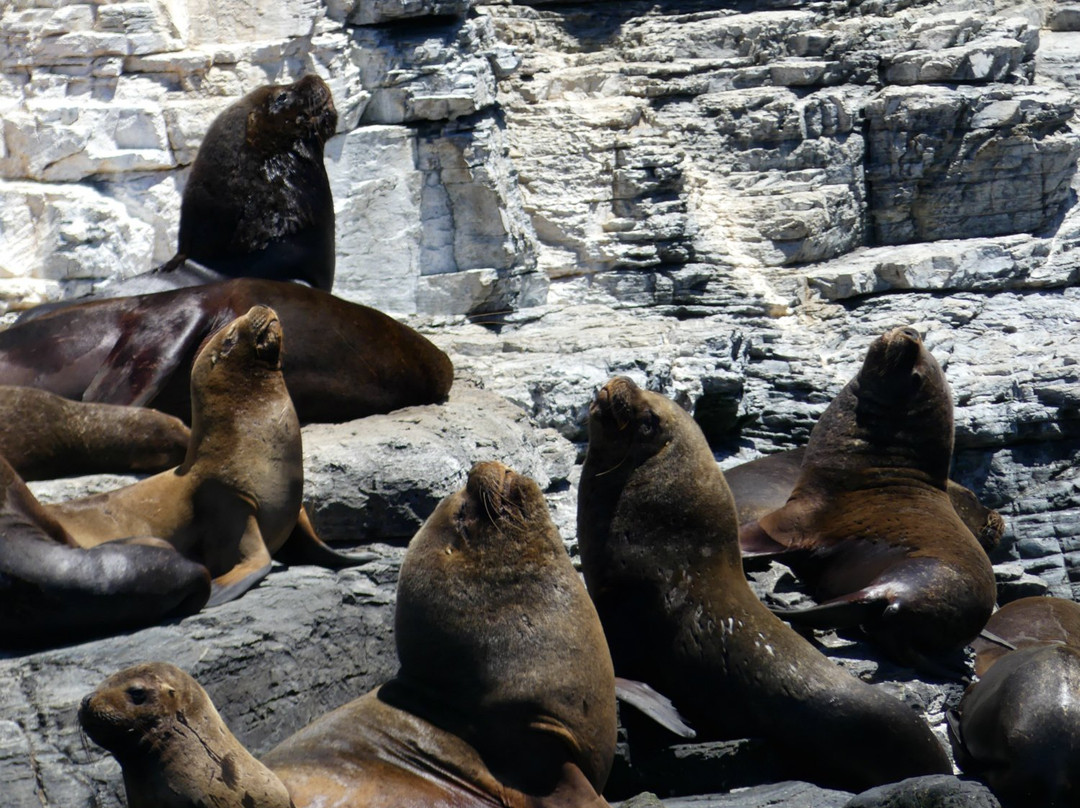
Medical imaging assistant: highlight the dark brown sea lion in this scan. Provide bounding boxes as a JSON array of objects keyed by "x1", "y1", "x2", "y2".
[
  {"x1": 263, "y1": 461, "x2": 617, "y2": 807},
  {"x1": 42, "y1": 305, "x2": 365, "y2": 607},
  {"x1": 947, "y1": 644, "x2": 1080, "y2": 808},
  {"x1": 80, "y1": 663, "x2": 293, "y2": 808},
  {"x1": 725, "y1": 446, "x2": 1004, "y2": 553},
  {"x1": 0, "y1": 455, "x2": 209, "y2": 647},
  {"x1": 577, "y1": 375, "x2": 951, "y2": 793},
  {"x1": 971, "y1": 596, "x2": 1080, "y2": 677},
  {"x1": 81, "y1": 74, "x2": 337, "y2": 300},
  {"x1": 739, "y1": 327, "x2": 997, "y2": 671},
  {"x1": 0, "y1": 278, "x2": 454, "y2": 424},
  {"x1": 0, "y1": 385, "x2": 189, "y2": 480}
]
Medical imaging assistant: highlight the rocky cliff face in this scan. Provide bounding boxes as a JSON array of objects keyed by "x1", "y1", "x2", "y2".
[{"x1": 2, "y1": 1, "x2": 1080, "y2": 806}]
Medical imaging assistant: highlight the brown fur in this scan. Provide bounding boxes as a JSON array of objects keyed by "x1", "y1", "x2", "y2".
[
  {"x1": 264, "y1": 462, "x2": 616, "y2": 808},
  {"x1": 578, "y1": 375, "x2": 950, "y2": 792},
  {"x1": 80, "y1": 663, "x2": 293, "y2": 808}
]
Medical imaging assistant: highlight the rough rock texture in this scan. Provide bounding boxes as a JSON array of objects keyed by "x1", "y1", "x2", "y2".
[
  {"x1": 845, "y1": 775, "x2": 1001, "y2": 808},
  {"x1": 5, "y1": 1, "x2": 1080, "y2": 807}
]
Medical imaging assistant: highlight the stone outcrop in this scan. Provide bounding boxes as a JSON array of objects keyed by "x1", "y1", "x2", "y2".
[{"x1": 4, "y1": 0, "x2": 1080, "y2": 807}]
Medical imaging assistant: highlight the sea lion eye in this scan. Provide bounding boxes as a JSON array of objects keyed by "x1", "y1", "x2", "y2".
[
  {"x1": 639, "y1": 410, "x2": 660, "y2": 436},
  {"x1": 269, "y1": 89, "x2": 292, "y2": 115},
  {"x1": 126, "y1": 686, "x2": 149, "y2": 705}
]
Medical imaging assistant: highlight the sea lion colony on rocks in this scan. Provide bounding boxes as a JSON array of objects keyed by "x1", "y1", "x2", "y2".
[{"x1": 0, "y1": 75, "x2": 1075, "y2": 808}]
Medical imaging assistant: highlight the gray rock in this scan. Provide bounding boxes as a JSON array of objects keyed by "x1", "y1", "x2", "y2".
[{"x1": 845, "y1": 775, "x2": 1000, "y2": 808}]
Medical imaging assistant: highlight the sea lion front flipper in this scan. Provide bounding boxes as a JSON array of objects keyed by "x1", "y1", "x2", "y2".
[
  {"x1": 274, "y1": 506, "x2": 378, "y2": 568},
  {"x1": 207, "y1": 559, "x2": 272, "y2": 608},
  {"x1": 83, "y1": 302, "x2": 210, "y2": 406},
  {"x1": 614, "y1": 677, "x2": 696, "y2": 739},
  {"x1": 770, "y1": 589, "x2": 887, "y2": 630},
  {"x1": 738, "y1": 520, "x2": 798, "y2": 558},
  {"x1": 207, "y1": 518, "x2": 274, "y2": 607}
]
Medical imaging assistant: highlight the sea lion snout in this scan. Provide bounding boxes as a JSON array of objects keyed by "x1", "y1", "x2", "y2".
[
  {"x1": 591, "y1": 376, "x2": 638, "y2": 430},
  {"x1": 241, "y1": 305, "x2": 283, "y2": 367}
]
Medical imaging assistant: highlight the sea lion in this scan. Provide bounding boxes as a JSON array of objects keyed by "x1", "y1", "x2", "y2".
[
  {"x1": 577, "y1": 375, "x2": 951, "y2": 792},
  {"x1": 42, "y1": 305, "x2": 364, "y2": 607},
  {"x1": 0, "y1": 278, "x2": 453, "y2": 424},
  {"x1": 80, "y1": 663, "x2": 293, "y2": 808},
  {"x1": 725, "y1": 446, "x2": 1005, "y2": 553},
  {"x1": 263, "y1": 461, "x2": 617, "y2": 807},
  {"x1": 946, "y1": 644, "x2": 1080, "y2": 808},
  {"x1": 78, "y1": 74, "x2": 337, "y2": 301},
  {"x1": 0, "y1": 385, "x2": 189, "y2": 480},
  {"x1": 738, "y1": 327, "x2": 997, "y2": 671},
  {"x1": 0, "y1": 455, "x2": 209, "y2": 647},
  {"x1": 971, "y1": 596, "x2": 1080, "y2": 677}
]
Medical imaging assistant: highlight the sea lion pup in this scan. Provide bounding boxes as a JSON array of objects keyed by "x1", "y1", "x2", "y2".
[
  {"x1": 738, "y1": 327, "x2": 997, "y2": 672},
  {"x1": 577, "y1": 376, "x2": 950, "y2": 792},
  {"x1": 42, "y1": 305, "x2": 366, "y2": 607},
  {"x1": 946, "y1": 644, "x2": 1080, "y2": 808},
  {"x1": 725, "y1": 446, "x2": 1004, "y2": 553},
  {"x1": 262, "y1": 461, "x2": 617, "y2": 808},
  {"x1": 970, "y1": 596, "x2": 1080, "y2": 677},
  {"x1": 0, "y1": 385, "x2": 189, "y2": 480},
  {"x1": 80, "y1": 663, "x2": 293, "y2": 808},
  {"x1": 0, "y1": 279, "x2": 453, "y2": 424},
  {"x1": 0, "y1": 455, "x2": 209, "y2": 647}
]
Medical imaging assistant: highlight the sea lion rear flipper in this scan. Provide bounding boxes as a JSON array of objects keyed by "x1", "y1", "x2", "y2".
[
  {"x1": 274, "y1": 506, "x2": 378, "y2": 568},
  {"x1": 614, "y1": 677, "x2": 696, "y2": 739},
  {"x1": 83, "y1": 302, "x2": 209, "y2": 406}
]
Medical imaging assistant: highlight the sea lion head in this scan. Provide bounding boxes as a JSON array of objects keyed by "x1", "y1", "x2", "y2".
[
  {"x1": 582, "y1": 376, "x2": 741, "y2": 564},
  {"x1": 246, "y1": 74, "x2": 337, "y2": 155},
  {"x1": 79, "y1": 662, "x2": 205, "y2": 760},
  {"x1": 194, "y1": 305, "x2": 283, "y2": 383},
  {"x1": 81, "y1": 663, "x2": 294, "y2": 808},
  {"x1": 857, "y1": 326, "x2": 946, "y2": 402},
  {"x1": 586, "y1": 376, "x2": 678, "y2": 470}
]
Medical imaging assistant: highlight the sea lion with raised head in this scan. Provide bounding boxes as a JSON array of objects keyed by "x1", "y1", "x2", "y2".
[
  {"x1": 42, "y1": 305, "x2": 365, "y2": 607},
  {"x1": 971, "y1": 596, "x2": 1080, "y2": 677},
  {"x1": 739, "y1": 327, "x2": 997, "y2": 672},
  {"x1": 263, "y1": 461, "x2": 617, "y2": 807},
  {"x1": 577, "y1": 375, "x2": 951, "y2": 792},
  {"x1": 0, "y1": 455, "x2": 209, "y2": 647},
  {"x1": 947, "y1": 643, "x2": 1080, "y2": 808},
  {"x1": 0, "y1": 278, "x2": 453, "y2": 424},
  {"x1": 725, "y1": 446, "x2": 1004, "y2": 553},
  {"x1": 0, "y1": 385, "x2": 189, "y2": 480},
  {"x1": 71, "y1": 74, "x2": 338, "y2": 302},
  {"x1": 80, "y1": 663, "x2": 293, "y2": 808}
]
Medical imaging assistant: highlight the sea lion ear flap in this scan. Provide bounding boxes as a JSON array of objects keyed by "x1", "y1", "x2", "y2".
[{"x1": 83, "y1": 305, "x2": 210, "y2": 407}]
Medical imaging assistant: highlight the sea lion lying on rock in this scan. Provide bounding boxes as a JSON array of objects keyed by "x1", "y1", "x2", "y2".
[
  {"x1": 0, "y1": 278, "x2": 453, "y2": 424},
  {"x1": 0, "y1": 385, "x2": 189, "y2": 480},
  {"x1": 739, "y1": 327, "x2": 997, "y2": 673},
  {"x1": 0, "y1": 455, "x2": 209, "y2": 648},
  {"x1": 578, "y1": 375, "x2": 950, "y2": 793}
]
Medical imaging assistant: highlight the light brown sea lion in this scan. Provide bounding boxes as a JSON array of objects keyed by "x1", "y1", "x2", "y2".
[
  {"x1": 971, "y1": 596, "x2": 1080, "y2": 677},
  {"x1": 0, "y1": 454, "x2": 209, "y2": 648},
  {"x1": 725, "y1": 446, "x2": 1004, "y2": 553},
  {"x1": 947, "y1": 644, "x2": 1080, "y2": 808},
  {"x1": 739, "y1": 327, "x2": 997, "y2": 671},
  {"x1": 263, "y1": 461, "x2": 617, "y2": 807},
  {"x1": 1, "y1": 278, "x2": 453, "y2": 425},
  {"x1": 577, "y1": 375, "x2": 951, "y2": 793},
  {"x1": 42, "y1": 305, "x2": 366, "y2": 607},
  {"x1": 0, "y1": 385, "x2": 189, "y2": 480},
  {"x1": 79, "y1": 663, "x2": 293, "y2": 808}
]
